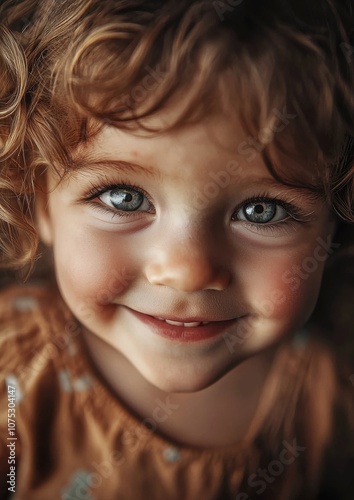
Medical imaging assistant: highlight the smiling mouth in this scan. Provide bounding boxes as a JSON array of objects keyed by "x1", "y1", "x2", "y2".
[{"x1": 126, "y1": 308, "x2": 245, "y2": 342}]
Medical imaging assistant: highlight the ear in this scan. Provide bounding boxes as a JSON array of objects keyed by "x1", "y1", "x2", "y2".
[{"x1": 35, "y1": 173, "x2": 54, "y2": 247}]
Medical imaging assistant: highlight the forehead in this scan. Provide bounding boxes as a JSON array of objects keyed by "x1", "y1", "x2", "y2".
[
  {"x1": 63, "y1": 111, "x2": 319, "y2": 204},
  {"x1": 62, "y1": 65, "x2": 326, "y2": 193}
]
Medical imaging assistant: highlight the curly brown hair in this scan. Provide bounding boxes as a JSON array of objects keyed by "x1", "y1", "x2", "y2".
[{"x1": 0, "y1": 0, "x2": 353, "y2": 277}]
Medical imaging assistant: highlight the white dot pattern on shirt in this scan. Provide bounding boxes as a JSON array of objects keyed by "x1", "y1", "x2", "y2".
[
  {"x1": 60, "y1": 469, "x2": 95, "y2": 500},
  {"x1": 163, "y1": 447, "x2": 181, "y2": 462},
  {"x1": 58, "y1": 369, "x2": 92, "y2": 392}
]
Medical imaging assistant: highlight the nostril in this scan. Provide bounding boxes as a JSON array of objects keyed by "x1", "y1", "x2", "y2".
[{"x1": 209, "y1": 271, "x2": 231, "y2": 291}]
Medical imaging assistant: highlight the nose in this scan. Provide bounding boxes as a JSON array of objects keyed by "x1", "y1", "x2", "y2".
[{"x1": 145, "y1": 230, "x2": 231, "y2": 292}]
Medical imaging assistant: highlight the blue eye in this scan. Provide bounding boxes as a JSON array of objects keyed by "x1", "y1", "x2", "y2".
[
  {"x1": 99, "y1": 187, "x2": 146, "y2": 211},
  {"x1": 235, "y1": 200, "x2": 288, "y2": 224}
]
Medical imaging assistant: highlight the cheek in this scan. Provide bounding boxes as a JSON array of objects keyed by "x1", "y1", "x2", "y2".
[
  {"x1": 52, "y1": 225, "x2": 138, "y2": 311},
  {"x1": 239, "y1": 245, "x2": 326, "y2": 326}
]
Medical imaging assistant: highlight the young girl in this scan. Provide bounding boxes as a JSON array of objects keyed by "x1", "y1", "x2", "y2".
[{"x1": 0, "y1": 0, "x2": 353, "y2": 498}]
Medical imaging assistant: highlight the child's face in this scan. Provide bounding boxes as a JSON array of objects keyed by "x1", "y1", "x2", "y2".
[{"x1": 36, "y1": 102, "x2": 336, "y2": 393}]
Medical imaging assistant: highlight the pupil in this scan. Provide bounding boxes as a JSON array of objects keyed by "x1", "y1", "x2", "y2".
[
  {"x1": 124, "y1": 193, "x2": 133, "y2": 202},
  {"x1": 254, "y1": 204, "x2": 264, "y2": 214}
]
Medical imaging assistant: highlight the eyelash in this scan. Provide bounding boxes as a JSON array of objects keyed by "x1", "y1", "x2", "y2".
[
  {"x1": 232, "y1": 195, "x2": 311, "y2": 234},
  {"x1": 81, "y1": 182, "x2": 311, "y2": 231},
  {"x1": 82, "y1": 181, "x2": 155, "y2": 218}
]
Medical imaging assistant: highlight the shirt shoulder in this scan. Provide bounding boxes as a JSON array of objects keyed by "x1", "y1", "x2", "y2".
[
  {"x1": 0, "y1": 283, "x2": 82, "y2": 424},
  {"x1": 0, "y1": 284, "x2": 71, "y2": 497},
  {"x1": 0, "y1": 284, "x2": 73, "y2": 377}
]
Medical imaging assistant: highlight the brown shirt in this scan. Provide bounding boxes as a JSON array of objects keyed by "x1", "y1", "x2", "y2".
[{"x1": 0, "y1": 284, "x2": 353, "y2": 499}]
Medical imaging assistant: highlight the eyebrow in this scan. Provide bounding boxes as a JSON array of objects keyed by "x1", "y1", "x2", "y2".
[
  {"x1": 66, "y1": 158, "x2": 161, "y2": 180},
  {"x1": 246, "y1": 178, "x2": 324, "y2": 198},
  {"x1": 67, "y1": 158, "x2": 324, "y2": 200}
]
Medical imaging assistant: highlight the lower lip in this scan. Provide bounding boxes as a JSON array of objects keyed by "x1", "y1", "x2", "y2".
[{"x1": 128, "y1": 309, "x2": 241, "y2": 343}]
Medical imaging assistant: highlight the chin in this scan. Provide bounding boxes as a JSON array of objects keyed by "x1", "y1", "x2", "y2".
[{"x1": 142, "y1": 361, "x2": 236, "y2": 394}]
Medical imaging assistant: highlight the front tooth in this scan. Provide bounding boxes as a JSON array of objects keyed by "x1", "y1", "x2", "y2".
[
  {"x1": 165, "y1": 319, "x2": 185, "y2": 326},
  {"x1": 164, "y1": 319, "x2": 203, "y2": 327}
]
